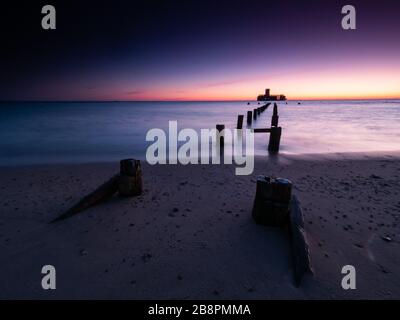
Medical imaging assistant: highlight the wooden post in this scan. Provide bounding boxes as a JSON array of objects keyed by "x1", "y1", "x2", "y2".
[
  {"x1": 268, "y1": 126, "x2": 282, "y2": 152},
  {"x1": 118, "y1": 159, "x2": 143, "y2": 197},
  {"x1": 271, "y1": 114, "x2": 279, "y2": 127},
  {"x1": 289, "y1": 195, "x2": 313, "y2": 286},
  {"x1": 271, "y1": 103, "x2": 279, "y2": 127},
  {"x1": 252, "y1": 176, "x2": 292, "y2": 227},
  {"x1": 257, "y1": 108, "x2": 261, "y2": 116},
  {"x1": 236, "y1": 115, "x2": 244, "y2": 129},
  {"x1": 216, "y1": 124, "x2": 225, "y2": 149},
  {"x1": 273, "y1": 103, "x2": 278, "y2": 116},
  {"x1": 247, "y1": 111, "x2": 252, "y2": 125},
  {"x1": 253, "y1": 109, "x2": 257, "y2": 120},
  {"x1": 253, "y1": 128, "x2": 271, "y2": 133}
]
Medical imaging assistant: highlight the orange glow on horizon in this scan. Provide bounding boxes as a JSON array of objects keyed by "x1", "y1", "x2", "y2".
[
  {"x1": 110, "y1": 63, "x2": 400, "y2": 101},
  {"x1": 43, "y1": 60, "x2": 400, "y2": 102}
]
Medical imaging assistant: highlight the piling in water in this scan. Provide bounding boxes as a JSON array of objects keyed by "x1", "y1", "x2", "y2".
[
  {"x1": 216, "y1": 124, "x2": 225, "y2": 148},
  {"x1": 268, "y1": 126, "x2": 282, "y2": 152},
  {"x1": 247, "y1": 111, "x2": 252, "y2": 125},
  {"x1": 237, "y1": 115, "x2": 244, "y2": 129},
  {"x1": 271, "y1": 103, "x2": 279, "y2": 127}
]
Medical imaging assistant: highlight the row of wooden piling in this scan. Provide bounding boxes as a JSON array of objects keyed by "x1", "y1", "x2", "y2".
[
  {"x1": 217, "y1": 102, "x2": 282, "y2": 153},
  {"x1": 242, "y1": 103, "x2": 270, "y2": 127}
]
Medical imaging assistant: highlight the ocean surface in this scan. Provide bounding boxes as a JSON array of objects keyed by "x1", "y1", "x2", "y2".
[{"x1": 0, "y1": 100, "x2": 399, "y2": 165}]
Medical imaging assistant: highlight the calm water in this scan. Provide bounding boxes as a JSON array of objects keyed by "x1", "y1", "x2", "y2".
[{"x1": 0, "y1": 100, "x2": 399, "y2": 165}]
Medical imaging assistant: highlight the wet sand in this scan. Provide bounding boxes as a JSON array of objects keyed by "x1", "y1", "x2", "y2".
[{"x1": 0, "y1": 153, "x2": 399, "y2": 299}]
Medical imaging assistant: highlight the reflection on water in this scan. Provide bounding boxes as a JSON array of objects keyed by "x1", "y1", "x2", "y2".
[{"x1": 0, "y1": 100, "x2": 399, "y2": 165}]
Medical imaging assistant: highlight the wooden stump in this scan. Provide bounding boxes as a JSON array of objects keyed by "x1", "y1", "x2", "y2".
[
  {"x1": 253, "y1": 109, "x2": 257, "y2": 120},
  {"x1": 118, "y1": 159, "x2": 143, "y2": 197},
  {"x1": 252, "y1": 176, "x2": 292, "y2": 227},
  {"x1": 247, "y1": 111, "x2": 252, "y2": 125},
  {"x1": 273, "y1": 103, "x2": 278, "y2": 116},
  {"x1": 268, "y1": 126, "x2": 282, "y2": 152},
  {"x1": 289, "y1": 195, "x2": 313, "y2": 286},
  {"x1": 236, "y1": 115, "x2": 244, "y2": 129},
  {"x1": 271, "y1": 103, "x2": 279, "y2": 126}
]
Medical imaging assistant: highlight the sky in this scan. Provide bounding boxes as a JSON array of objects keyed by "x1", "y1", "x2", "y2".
[{"x1": 1, "y1": 0, "x2": 400, "y2": 101}]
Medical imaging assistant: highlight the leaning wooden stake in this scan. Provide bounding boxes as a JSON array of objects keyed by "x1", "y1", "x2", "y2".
[
  {"x1": 51, "y1": 159, "x2": 143, "y2": 222},
  {"x1": 51, "y1": 174, "x2": 120, "y2": 222},
  {"x1": 289, "y1": 195, "x2": 313, "y2": 286}
]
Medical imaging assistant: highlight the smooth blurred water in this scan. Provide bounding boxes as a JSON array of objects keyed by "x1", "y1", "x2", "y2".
[{"x1": 0, "y1": 100, "x2": 399, "y2": 165}]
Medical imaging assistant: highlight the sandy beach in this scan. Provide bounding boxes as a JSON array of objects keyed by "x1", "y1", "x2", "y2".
[{"x1": 0, "y1": 152, "x2": 399, "y2": 299}]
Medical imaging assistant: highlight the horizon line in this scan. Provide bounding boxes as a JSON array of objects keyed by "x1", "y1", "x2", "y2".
[{"x1": 1, "y1": 97, "x2": 400, "y2": 103}]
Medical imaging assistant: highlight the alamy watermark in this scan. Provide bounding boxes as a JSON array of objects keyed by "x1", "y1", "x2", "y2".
[
  {"x1": 341, "y1": 265, "x2": 356, "y2": 290},
  {"x1": 341, "y1": 5, "x2": 356, "y2": 30},
  {"x1": 40, "y1": 4, "x2": 356, "y2": 31},
  {"x1": 41, "y1": 5, "x2": 56, "y2": 30},
  {"x1": 41, "y1": 265, "x2": 56, "y2": 290},
  {"x1": 145, "y1": 121, "x2": 255, "y2": 175}
]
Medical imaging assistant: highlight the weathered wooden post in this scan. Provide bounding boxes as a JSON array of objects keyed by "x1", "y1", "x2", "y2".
[
  {"x1": 268, "y1": 126, "x2": 282, "y2": 152},
  {"x1": 236, "y1": 115, "x2": 244, "y2": 129},
  {"x1": 271, "y1": 103, "x2": 279, "y2": 127},
  {"x1": 247, "y1": 111, "x2": 252, "y2": 125},
  {"x1": 216, "y1": 124, "x2": 225, "y2": 150},
  {"x1": 289, "y1": 195, "x2": 313, "y2": 287},
  {"x1": 252, "y1": 176, "x2": 292, "y2": 227},
  {"x1": 118, "y1": 159, "x2": 143, "y2": 197},
  {"x1": 253, "y1": 109, "x2": 257, "y2": 120},
  {"x1": 257, "y1": 108, "x2": 261, "y2": 116}
]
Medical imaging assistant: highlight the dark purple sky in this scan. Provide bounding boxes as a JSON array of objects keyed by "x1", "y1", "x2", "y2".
[{"x1": 1, "y1": 0, "x2": 399, "y2": 100}]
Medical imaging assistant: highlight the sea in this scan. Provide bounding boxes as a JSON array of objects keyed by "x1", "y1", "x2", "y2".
[{"x1": 0, "y1": 100, "x2": 399, "y2": 166}]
